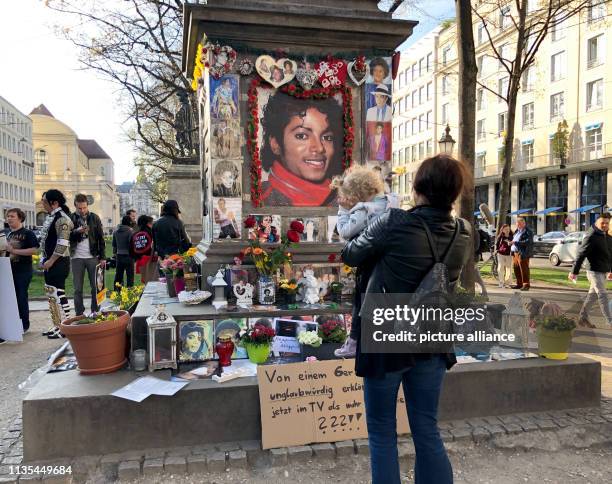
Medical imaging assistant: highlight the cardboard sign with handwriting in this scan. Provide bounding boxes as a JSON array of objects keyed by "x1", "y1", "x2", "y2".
[{"x1": 257, "y1": 359, "x2": 409, "y2": 449}]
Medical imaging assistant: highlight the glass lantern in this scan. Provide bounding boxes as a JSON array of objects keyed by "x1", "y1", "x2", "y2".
[
  {"x1": 501, "y1": 292, "x2": 529, "y2": 349},
  {"x1": 147, "y1": 305, "x2": 178, "y2": 371}
]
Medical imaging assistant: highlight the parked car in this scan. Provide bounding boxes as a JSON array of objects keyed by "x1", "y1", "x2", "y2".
[
  {"x1": 549, "y1": 231, "x2": 589, "y2": 267},
  {"x1": 533, "y1": 231, "x2": 567, "y2": 257}
]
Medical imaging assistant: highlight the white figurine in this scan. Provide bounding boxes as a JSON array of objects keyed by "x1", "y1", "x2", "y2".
[
  {"x1": 233, "y1": 280, "x2": 254, "y2": 307},
  {"x1": 300, "y1": 267, "x2": 321, "y2": 305}
]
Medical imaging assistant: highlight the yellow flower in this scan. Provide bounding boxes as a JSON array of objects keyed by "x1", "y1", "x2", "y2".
[
  {"x1": 186, "y1": 247, "x2": 197, "y2": 257},
  {"x1": 342, "y1": 265, "x2": 352, "y2": 274}
]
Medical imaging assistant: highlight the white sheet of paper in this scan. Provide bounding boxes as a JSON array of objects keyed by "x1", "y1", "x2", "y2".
[
  {"x1": 0, "y1": 258, "x2": 23, "y2": 342},
  {"x1": 272, "y1": 335, "x2": 300, "y2": 355},
  {"x1": 111, "y1": 376, "x2": 188, "y2": 402}
]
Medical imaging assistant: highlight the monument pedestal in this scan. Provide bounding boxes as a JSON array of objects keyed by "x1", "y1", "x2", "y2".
[{"x1": 166, "y1": 160, "x2": 202, "y2": 243}]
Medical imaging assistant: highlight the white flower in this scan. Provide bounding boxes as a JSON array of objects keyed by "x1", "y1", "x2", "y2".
[{"x1": 298, "y1": 331, "x2": 322, "y2": 347}]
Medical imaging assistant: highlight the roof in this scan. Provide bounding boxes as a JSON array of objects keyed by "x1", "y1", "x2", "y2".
[
  {"x1": 77, "y1": 139, "x2": 111, "y2": 160},
  {"x1": 29, "y1": 104, "x2": 55, "y2": 117}
]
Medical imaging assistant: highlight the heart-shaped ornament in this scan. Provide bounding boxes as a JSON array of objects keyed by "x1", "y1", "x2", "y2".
[
  {"x1": 347, "y1": 60, "x2": 367, "y2": 86},
  {"x1": 315, "y1": 58, "x2": 348, "y2": 88},
  {"x1": 295, "y1": 68, "x2": 318, "y2": 90},
  {"x1": 255, "y1": 55, "x2": 297, "y2": 88}
]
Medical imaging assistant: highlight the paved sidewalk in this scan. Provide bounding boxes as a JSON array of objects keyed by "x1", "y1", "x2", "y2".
[{"x1": 1, "y1": 399, "x2": 611, "y2": 483}]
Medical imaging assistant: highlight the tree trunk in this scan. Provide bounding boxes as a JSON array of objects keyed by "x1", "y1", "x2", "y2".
[
  {"x1": 456, "y1": 0, "x2": 477, "y2": 292},
  {"x1": 497, "y1": 78, "x2": 519, "y2": 234}
]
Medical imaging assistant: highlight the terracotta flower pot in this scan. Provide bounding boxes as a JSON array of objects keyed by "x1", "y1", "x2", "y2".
[{"x1": 60, "y1": 311, "x2": 130, "y2": 375}]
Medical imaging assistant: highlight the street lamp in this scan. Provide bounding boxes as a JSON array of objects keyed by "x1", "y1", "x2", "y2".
[{"x1": 438, "y1": 124, "x2": 456, "y2": 155}]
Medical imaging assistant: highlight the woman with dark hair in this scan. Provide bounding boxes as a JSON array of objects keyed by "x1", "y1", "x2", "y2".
[
  {"x1": 369, "y1": 57, "x2": 390, "y2": 84},
  {"x1": 39, "y1": 189, "x2": 74, "y2": 339},
  {"x1": 152, "y1": 200, "x2": 191, "y2": 258},
  {"x1": 260, "y1": 92, "x2": 344, "y2": 206},
  {"x1": 341, "y1": 154, "x2": 472, "y2": 484},
  {"x1": 113, "y1": 215, "x2": 134, "y2": 288},
  {"x1": 131, "y1": 215, "x2": 158, "y2": 284},
  {"x1": 495, "y1": 224, "x2": 514, "y2": 288}
]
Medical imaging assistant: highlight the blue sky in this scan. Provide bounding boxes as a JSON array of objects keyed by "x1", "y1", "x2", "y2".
[{"x1": 0, "y1": 0, "x2": 455, "y2": 184}]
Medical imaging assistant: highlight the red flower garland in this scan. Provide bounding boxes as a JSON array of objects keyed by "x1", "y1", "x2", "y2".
[{"x1": 246, "y1": 78, "x2": 354, "y2": 207}]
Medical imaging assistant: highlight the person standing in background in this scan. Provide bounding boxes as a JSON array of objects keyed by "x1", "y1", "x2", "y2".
[
  {"x1": 130, "y1": 215, "x2": 158, "y2": 284},
  {"x1": 495, "y1": 224, "x2": 514, "y2": 288},
  {"x1": 569, "y1": 213, "x2": 612, "y2": 328},
  {"x1": 5, "y1": 209, "x2": 39, "y2": 335},
  {"x1": 511, "y1": 217, "x2": 534, "y2": 291},
  {"x1": 39, "y1": 189, "x2": 74, "y2": 339},
  {"x1": 126, "y1": 209, "x2": 137, "y2": 229},
  {"x1": 69, "y1": 194, "x2": 106, "y2": 316},
  {"x1": 113, "y1": 215, "x2": 134, "y2": 287},
  {"x1": 153, "y1": 200, "x2": 191, "y2": 258}
]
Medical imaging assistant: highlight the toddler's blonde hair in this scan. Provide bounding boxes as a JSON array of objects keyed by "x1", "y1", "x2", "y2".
[{"x1": 330, "y1": 165, "x2": 384, "y2": 203}]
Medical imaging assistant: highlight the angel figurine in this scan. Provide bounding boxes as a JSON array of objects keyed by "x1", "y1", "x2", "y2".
[{"x1": 299, "y1": 267, "x2": 321, "y2": 305}]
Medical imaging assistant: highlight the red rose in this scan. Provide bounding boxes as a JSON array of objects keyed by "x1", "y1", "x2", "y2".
[
  {"x1": 328, "y1": 254, "x2": 337, "y2": 263},
  {"x1": 290, "y1": 220, "x2": 304, "y2": 233},
  {"x1": 244, "y1": 216, "x2": 257, "y2": 228},
  {"x1": 286, "y1": 230, "x2": 300, "y2": 243},
  {"x1": 288, "y1": 84, "x2": 296, "y2": 91}
]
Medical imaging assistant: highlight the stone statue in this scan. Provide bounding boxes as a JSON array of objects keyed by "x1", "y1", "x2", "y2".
[{"x1": 174, "y1": 90, "x2": 198, "y2": 157}]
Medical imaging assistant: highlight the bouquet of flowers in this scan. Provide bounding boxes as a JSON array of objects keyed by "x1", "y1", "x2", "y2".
[
  {"x1": 108, "y1": 284, "x2": 144, "y2": 311},
  {"x1": 278, "y1": 278, "x2": 299, "y2": 295},
  {"x1": 236, "y1": 218, "x2": 304, "y2": 277},
  {"x1": 298, "y1": 330, "x2": 322, "y2": 348},
  {"x1": 160, "y1": 254, "x2": 185, "y2": 277},
  {"x1": 181, "y1": 247, "x2": 198, "y2": 272},
  {"x1": 240, "y1": 323, "x2": 276, "y2": 347},
  {"x1": 318, "y1": 318, "x2": 347, "y2": 343}
]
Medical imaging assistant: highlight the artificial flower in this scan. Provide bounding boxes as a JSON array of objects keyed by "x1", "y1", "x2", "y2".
[
  {"x1": 290, "y1": 220, "x2": 304, "y2": 233},
  {"x1": 244, "y1": 215, "x2": 257, "y2": 228},
  {"x1": 328, "y1": 254, "x2": 337, "y2": 263},
  {"x1": 286, "y1": 230, "x2": 300, "y2": 243},
  {"x1": 252, "y1": 247, "x2": 264, "y2": 256}
]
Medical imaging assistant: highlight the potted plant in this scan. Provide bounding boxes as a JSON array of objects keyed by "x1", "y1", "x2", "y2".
[
  {"x1": 278, "y1": 278, "x2": 299, "y2": 305},
  {"x1": 60, "y1": 311, "x2": 130, "y2": 375},
  {"x1": 535, "y1": 313, "x2": 576, "y2": 360},
  {"x1": 108, "y1": 284, "x2": 144, "y2": 315},
  {"x1": 300, "y1": 317, "x2": 347, "y2": 360},
  {"x1": 160, "y1": 254, "x2": 186, "y2": 297},
  {"x1": 237, "y1": 218, "x2": 304, "y2": 305},
  {"x1": 239, "y1": 322, "x2": 276, "y2": 364}
]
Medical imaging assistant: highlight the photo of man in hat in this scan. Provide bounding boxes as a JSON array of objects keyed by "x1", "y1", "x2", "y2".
[{"x1": 366, "y1": 84, "x2": 393, "y2": 122}]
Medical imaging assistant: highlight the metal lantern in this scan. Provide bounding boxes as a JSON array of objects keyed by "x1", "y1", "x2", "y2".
[
  {"x1": 208, "y1": 269, "x2": 228, "y2": 309},
  {"x1": 146, "y1": 305, "x2": 178, "y2": 371},
  {"x1": 438, "y1": 124, "x2": 456, "y2": 155},
  {"x1": 501, "y1": 292, "x2": 529, "y2": 349}
]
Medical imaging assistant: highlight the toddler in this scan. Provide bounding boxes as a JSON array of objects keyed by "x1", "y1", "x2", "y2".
[{"x1": 331, "y1": 166, "x2": 393, "y2": 358}]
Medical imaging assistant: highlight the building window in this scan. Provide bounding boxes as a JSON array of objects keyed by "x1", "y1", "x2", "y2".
[
  {"x1": 586, "y1": 126, "x2": 603, "y2": 160},
  {"x1": 476, "y1": 152, "x2": 486, "y2": 172},
  {"x1": 586, "y1": 79, "x2": 603, "y2": 111},
  {"x1": 519, "y1": 177, "x2": 538, "y2": 212},
  {"x1": 498, "y1": 112, "x2": 507, "y2": 136},
  {"x1": 426, "y1": 139, "x2": 433, "y2": 157},
  {"x1": 522, "y1": 65, "x2": 535, "y2": 91},
  {"x1": 411, "y1": 63, "x2": 417, "y2": 81},
  {"x1": 587, "y1": 35, "x2": 603, "y2": 68},
  {"x1": 498, "y1": 148, "x2": 505, "y2": 164},
  {"x1": 588, "y1": 0, "x2": 606, "y2": 23},
  {"x1": 521, "y1": 141, "x2": 534, "y2": 165},
  {"x1": 477, "y1": 119, "x2": 486, "y2": 141},
  {"x1": 477, "y1": 23, "x2": 486, "y2": 45},
  {"x1": 399, "y1": 149, "x2": 404, "y2": 164},
  {"x1": 419, "y1": 86, "x2": 424, "y2": 104},
  {"x1": 550, "y1": 92, "x2": 565, "y2": 121},
  {"x1": 442, "y1": 75, "x2": 449, "y2": 95},
  {"x1": 426, "y1": 110, "x2": 432, "y2": 130},
  {"x1": 442, "y1": 46, "x2": 451, "y2": 66},
  {"x1": 419, "y1": 58, "x2": 424, "y2": 77},
  {"x1": 418, "y1": 142, "x2": 425, "y2": 160},
  {"x1": 527, "y1": 0, "x2": 538, "y2": 13},
  {"x1": 426, "y1": 53, "x2": 432, "y2": 72},
  {"x1": 34, "y1": 149, "x2": 48, "y2": 175},
  {"x1": 551, "y1": 14, "x2": 565, "y2": 42},
  {"x1": 551, "y1": 51, "x2": 566, "y2": 81},
  {"x1": 500, "y1": 6, "x2": 511, "y2": 30},
  {"x1": 404, "y1": 147, "x2": 410, "y2": 163},
  {"x1": 477, "y1": 88, "x2": 486, "y2": 110},
  {"x1": 442, "y1": 103, "x2": 449, "y2": 125},
  {"x1": 411, "y1": 145, "x2": 417, "y2": 162},
  {"x1": 412, "y1": 90, "x2": 417, "y2": 108},
  {"x1": 412, "y1": 118, "x2": 416, "y2": 135},
  {"x1": 498, "y1": 77, "x2": 508, "y2": 100},
  {"x1": 498, "y1": 44, "x2": 509, "y2": 70},
  {"x1": 418, "y1": 114, "x2": 424, "y2": 133},
  {"x1": 404, "y1": 123, "x2": 409, "y2": 138},
  {"x1": 546, "y1": 174, "x2": 568, "y2": 232},
  {"x1": 522, "y1": 102, "x2": 534, "y2": 129},
  {"x1": 477, "y1": 55, "x2": 484, "y2": 79},
  {"x1": 427, "y1": 82, "x2": 432, "y2": 100},
  {"x1": 393, "y1": 126, "x2": 399, "y2": 141}
]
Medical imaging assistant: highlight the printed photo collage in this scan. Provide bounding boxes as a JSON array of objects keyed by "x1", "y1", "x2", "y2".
[{"x1": 176, "y1": 314, "x2": 352, "y2": 376}]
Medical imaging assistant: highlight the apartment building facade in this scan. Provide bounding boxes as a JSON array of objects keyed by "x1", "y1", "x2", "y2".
[
  {"x1": 394, "y1": 0, "x2": 612, "y2": 233},
  {"x1": 0, "y1": 96, "x2": 35, "y2": 227}
]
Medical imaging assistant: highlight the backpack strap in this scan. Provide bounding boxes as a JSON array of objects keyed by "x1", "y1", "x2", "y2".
[{"x1": 413, "y1": 214, "x2": 461, "y2": 264}]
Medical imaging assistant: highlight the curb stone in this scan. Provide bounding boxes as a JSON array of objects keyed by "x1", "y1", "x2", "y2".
[
  {"x1": 287, "y1": 446, "x2": 312, "y2": 463},
  {"x1": 186, "y1": 455, "x2": 207, "y2": 475},
  {"x1": 118, "y1": 460, "x2": 141, "y2": 481}
]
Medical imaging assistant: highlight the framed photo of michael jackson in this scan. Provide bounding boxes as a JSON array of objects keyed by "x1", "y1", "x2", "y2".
[{"x1": 256, "y1": 88, "x2": 345, "y2": 206}]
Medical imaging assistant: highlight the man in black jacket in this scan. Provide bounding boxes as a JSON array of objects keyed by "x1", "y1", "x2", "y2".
[
  {"x1": 69, "y1": 194, "x2": 106, "y2": 316},
  {"x1": 569, "y1": 213, "x2": 612, "y2": 328},
  {"x1": 153, "y1": 200, "x2": 191, "y2": 258}
]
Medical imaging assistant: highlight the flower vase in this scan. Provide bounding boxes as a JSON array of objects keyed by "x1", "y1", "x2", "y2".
[
  {"x1": 215, "y1": 335, "x2": 235, "y2": 367},
  {"x1": 257, "y1": 275, "x2": 275, "y2": 305},
  {"x1": 184, "y1": 272, "x2": 198, "y2": 292},
  {"x1": 245, "y1": 343, "x2": 271, "y2": 364},
  {"x1": 165, "y1": 273, "x2": 177, "y2": 298},
  {"x1": 285, "y1": 292, "x2": 296, "y2": 305},
  {"x1": 174, "y1": 276, "x2": 186, "y2": 295}
]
